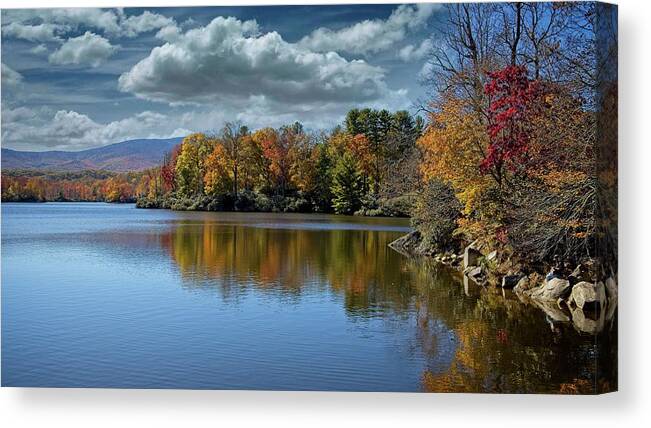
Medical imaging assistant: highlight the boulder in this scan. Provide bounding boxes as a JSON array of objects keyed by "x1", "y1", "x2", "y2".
[
  {"x1": 463, "y1": 241, "x2": 482, "y2": 269},
  {"x1": 514, "y1": 276, "x2": 532, "y2": 294},
  {"x1": 530, "y1": 278, "x2": 571, "y2": 301},
  {"x1": 568, "y1": 281, "x2": 606, "y2": 311},
  {"x1": 467, "y1": 266, "x2": 483, "y2": 279},
  {"x1": 501, "y1": 275, "x2": 522, "y2": 289},
  {"x1": 531, "y1": 298, "x2": 571, "y2": 323},
  {"x1": 570, "y1": 306, "x2": 605, "y2": 335},
  {"x1": 388, "y1": 231, "x2": 421, "y2": 256}
]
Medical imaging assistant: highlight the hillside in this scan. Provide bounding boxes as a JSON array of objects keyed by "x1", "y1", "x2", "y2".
[{"x1": 1, "y1": 137, "x2": 183, "y2": 172}]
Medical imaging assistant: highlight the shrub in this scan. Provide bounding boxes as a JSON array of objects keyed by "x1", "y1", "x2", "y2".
[{"x1": 412, "y1": 179, "x2": 462, "y2": 253}]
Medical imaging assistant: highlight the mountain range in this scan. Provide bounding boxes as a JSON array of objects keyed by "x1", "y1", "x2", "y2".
[{"x1": 1, "y1": 137, "x2": 183, "y2": 172}]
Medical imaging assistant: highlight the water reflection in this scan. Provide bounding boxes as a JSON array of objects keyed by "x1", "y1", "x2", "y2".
[
  {"x1": 156, "y1": 217, "x2": 617, "y2": 393},
  {"x1": 160, "y1": 219, "x2": 422, "y2": 319}
]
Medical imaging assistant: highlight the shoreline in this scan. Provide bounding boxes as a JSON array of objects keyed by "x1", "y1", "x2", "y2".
[{"x1": 388, "y1": 231, "x2": 618, "y2": 336}]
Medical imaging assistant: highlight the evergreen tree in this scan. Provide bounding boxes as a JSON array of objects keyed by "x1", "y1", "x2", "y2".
[
  {"x1": 312, "y1": 143, "x2": 333, "y2": 212},
  {"x1": 331, "y1": 153, "x2": 363, "y2": 215}
]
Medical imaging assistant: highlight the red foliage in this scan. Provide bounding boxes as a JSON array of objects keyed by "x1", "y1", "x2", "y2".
[
  {"x1": 482, "y1": 65, "x2": 543, "y2": 173},
  {"x1": 161, "y1": 144, "x2": 181, "y2": 192}
]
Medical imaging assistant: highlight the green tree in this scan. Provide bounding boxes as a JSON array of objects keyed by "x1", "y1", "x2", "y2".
[
  {"x1": 331, "y1": 153, "x2": 363, "y2": 215},
  {"x1": 311, "y1": 143, "x2": 334, "y2": 212}
]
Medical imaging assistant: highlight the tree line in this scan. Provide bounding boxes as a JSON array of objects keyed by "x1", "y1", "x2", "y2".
[
  {"x1": 136, "y1": 108, "x2": 423, "y2": 216},
  {"x1": 1, "y1": 170, "x2": 143, "y2": 203}
]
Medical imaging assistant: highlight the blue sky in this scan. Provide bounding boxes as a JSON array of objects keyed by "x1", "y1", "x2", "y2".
[{"x1": 1, "y1": 4, "x2": 444, "y2": 151}]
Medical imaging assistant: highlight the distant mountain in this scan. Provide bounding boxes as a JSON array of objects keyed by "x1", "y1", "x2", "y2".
[{"x1": 1, "y1": 137, "x2": 183, "y2": 172}]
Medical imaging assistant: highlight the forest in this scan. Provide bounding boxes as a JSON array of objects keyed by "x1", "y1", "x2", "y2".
[
  {"x1": 1, "y1": 2, "x2": 617, "y2": 269},
  {"x1": 1, "y1": 169, "x2": 143, "y2": 203}
]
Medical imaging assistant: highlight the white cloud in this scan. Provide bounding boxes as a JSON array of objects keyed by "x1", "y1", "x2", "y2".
[
  {"x1": 118, "y1": 16, "x2": 399, "y2": 108},
  {"x1": 49, "y1": 32, "x2": 118, "y2": 67},
  {"x1": 298, "y1": 4, "x2": 438, "y2": 56},
  {"x1": 398, "y1": 39, "x2": 433, "y2": 62},
  {"x1": 1, "y1": 106, "x2": 36, "y2": 123},
  {"x1": 29, "y1": 44, "x2": 49, "y2": 55},
  {"x1": 155, "y1": 24, "x2": 181, "y2": 42},
  {"x1": 120, "y1": 11, "x2": 175, "y2": 38},
  {"x1": 1, "y1": 22, "x2": 64, "y2": 42},
  {"x1": 1, "y1": 63, "x2": 23, "y2": 87},
  {"x1": 1, "y1": 107, "x2": 190, "y2": 151},
  {"x1": 1, "y1": 8, "x2": 175, "y2": 41}
]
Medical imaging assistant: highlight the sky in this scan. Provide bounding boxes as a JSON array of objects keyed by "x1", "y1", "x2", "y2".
[{"x1": 1, "y1": 4, "x2": 445, "y2": 151}]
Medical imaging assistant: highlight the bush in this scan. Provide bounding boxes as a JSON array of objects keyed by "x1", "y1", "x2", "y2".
[
  {"x1": 353, "y1": 195, "x2": 414, "y2": 217},
  {"x1": 379, "y1": 195, "x2": 414, "y2": 217},
  {"x1": 411, "y1": 180, "x2": 462, "y2": 253}
]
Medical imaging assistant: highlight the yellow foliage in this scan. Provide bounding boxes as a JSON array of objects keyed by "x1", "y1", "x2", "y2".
[
  {"x1": 417, "y1": 96, "x2": 503, "y2": 241},
  {"x1": 204, "y1": 144, "x2": 233, "y2": 196}
]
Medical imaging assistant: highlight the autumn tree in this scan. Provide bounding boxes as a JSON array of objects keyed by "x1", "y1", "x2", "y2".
[
  {"x1": 482, "y1": 65, "x2": 543, "y2": 185},
  {"x1": 161, "y1": 144, "x2": 181, "y2": 193},
  {"x1": 220, "y1": 122, "x2": 249, "y2": 197},
  {"x1": 259, "y1": 122, "x2": 305, "y2": 196},
  {"x1": 175, "y1": 133, "x2": 213, "y2": 197},
  {"x1": 203, "y1": 144, "x2": 233, "y2": 196}
]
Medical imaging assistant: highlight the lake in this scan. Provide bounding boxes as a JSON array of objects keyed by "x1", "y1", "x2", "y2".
[{"x1": 1, "y1": 203, "x2": 616, "y2": 392}]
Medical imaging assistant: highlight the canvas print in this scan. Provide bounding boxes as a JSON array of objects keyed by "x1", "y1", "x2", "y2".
[{"x1": 1, "y1": 2, "x2": 617, "y2": 393}]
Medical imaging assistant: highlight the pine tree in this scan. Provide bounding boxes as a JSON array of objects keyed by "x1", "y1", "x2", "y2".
[
  {"x1": 331, "y1": 153, "x2": 363, "y2": 215},
  {"x1": 312, "y1": 144, "x2": 333, "y2": 212}
]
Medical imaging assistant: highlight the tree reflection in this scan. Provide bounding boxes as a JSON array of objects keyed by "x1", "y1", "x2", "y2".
[{"x1": 156, "y1": 218, "x2": 616, "y2": 393}]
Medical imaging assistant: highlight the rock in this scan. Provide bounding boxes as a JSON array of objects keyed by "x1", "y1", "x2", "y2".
[
  {"x1": 501, "y1": 275, "x2": 522, "y2": 289},
  {"x1": 388, "y1": 231, "x2": 421, "y2": 256},
  {"x1": 531, "y1": 298, "x2": 571, "y2": 323},
  {"x1": 568, "y1": 281, "x2": 606, "y2": 311},
  {"x1": 463, "y1": 241, "x2": 482, "y2": 269},
  {"x1": 557, "y1": 297, "x2": 567, "y2": 310},
  {"x1": 514, "y1": 276, "x2": 532, "y2": 293},
  {"x1": 467, "y1": 266, "x2": 483, "y2": 279},
  {"x1": 463, "y1": 265, "x2": 486, "y2": 286},
  {"x1": 570, "y1": 306, "x2": 605, "y2": 335},
  {"x1": 530, "y1": 278, "x2": 571, "y2": 301}
]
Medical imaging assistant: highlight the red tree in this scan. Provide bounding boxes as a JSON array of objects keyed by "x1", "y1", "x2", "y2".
[
  {"x1": 161, "y1": 144, "x2": 181, "y2": 192},
  {"x1": 482, "y1": 65, "x2": 543, "y2": 178}
]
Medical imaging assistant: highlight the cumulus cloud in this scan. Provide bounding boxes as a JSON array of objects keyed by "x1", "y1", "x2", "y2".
[
  {"x1": 120, "y1": 11, "x2": 175, "y2": 38},
  {"x1": 298, "y1": 4, "x2": 438, "y2": 56},
  {"x1": 29, "y1": 44, "x2": 49, "y2": 55},
  {"x1": 49, "y1": 32, "x2": 118, "y2": 67},
  {"x1": 398, "y1": 39, "x2": 433, "y2": 62},
  {"x1": 1, "y1": 8, "x2": 174, "y2": 41},
  {"x1": 1, "y1": 22, "x2": 64, "y2": 42},
  {"x1": 1, "y1": 107, "x2": 190, "y2": 151},
  {"x1": 155, "y1": 24, "x2": 181, "y2": 42},
  {"x1": 118, "y1": 16, "x2": 399, "y2": 108},
  {"x1": 1, "y1": 63, "x2": 23, "y2": 87}
]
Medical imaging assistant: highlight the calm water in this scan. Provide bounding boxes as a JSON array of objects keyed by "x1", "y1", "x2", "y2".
[{"x1": 1, "y1": 203, "x2": 616, "y2": 392}]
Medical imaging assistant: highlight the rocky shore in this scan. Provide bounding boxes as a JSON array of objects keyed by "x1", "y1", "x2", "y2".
[{"x1": 389, "y1": 233, "x2": 618, "y2": 335}]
